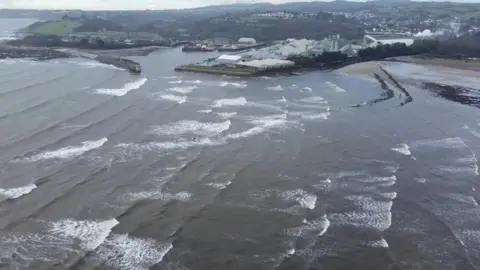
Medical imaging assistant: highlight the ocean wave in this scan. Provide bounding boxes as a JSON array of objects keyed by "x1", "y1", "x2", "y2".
[
  {"x1": 286, "y1": 216, "x2": 330, "y2": 238},
  {"x1": 219, "y1": 81, "x2": 247, "y2": 88},
  {"x1": 227, "y1": 114, "x2": 291, "y2": 139},
  {"x1": 166, "y1": 85, "x2": 197, "y2": 94},
  {"x1": 49, "y1": 218, "x2": 119, "y2": 250},
  {"x1": 0, "y1": 184, "x2": 37, "y2": 200},
  {"x1": 95, "y1": 78, "x2": 147, "y2": 96},
  {"x1": 303, "y1": 87, "x2": 312, "y2": 92},
  {"x1": 278, "y1": 96, "x2": 287, "y2": 103},
  {"x1": 116, "y1": 137, "x2": 225, "y2": 152},
  {"x1": 157, "y1": 94, "x2": 187, "y2": 104},
  {"x1": 298, "y1": 96, "x2": 327, "y2": 104},
  {"x1": 217, "y1": 112, "x2": 237, "y2": 119},
  {"x1": 149, "y1": 120, "x2": 231, "y2": 137},
  {"x1": 68, "y1": 60, "x2": 122, "y2": 70},
  {"x1": 266, "y1": 85, "x2": 284, "y2": 91},
  {"x1": 206, "y1": 181, "x2": 232, "y2": 190},
  {"x1": 23, "y1": 138, "x2": 108, "y2": 162},
  {"x1": 198, "y1": 109, "x2": 212, "y2": 113},
  {"x1": 212, "y1": 97, "x2": 247, "y2": 108},
  {"x1": 392, "y1": 143, "x2": 412, "y2": 156},
  {"x1": 168, "y1": 80, "x2": 183, "y2": 84},
  {"x1": 329, "y1": 194, "x2": 393, "y2": 231},
  {"x1": 94, "y1": 234, "x2": 172, "y2": 270},
  {"x1": 365, "y1": 238, "x2": 389, "y2": 248},
  {"x1": 279, "y1": 189, "x2": 317, "y2": 210},
  {"x1": 128, "y1": 190, "x2": 192, "y2": 202},
  {"x1": 412, "y1": 137, "x2": 468, "y2": 150},
  {"x1": 325, "y1": 81, "x2": 346, "y2": 93}
]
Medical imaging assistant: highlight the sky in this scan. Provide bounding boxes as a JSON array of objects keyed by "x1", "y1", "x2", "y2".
[
  {"x1": 4, "y1": 0, "x2": 324, "y2": 10},
  {"x1": 0, "y1": 0, "x2": 477, "y2": 10}
]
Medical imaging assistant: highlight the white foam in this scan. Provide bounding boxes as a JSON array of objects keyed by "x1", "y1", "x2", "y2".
[
  {"x1": 150, "y1": 120, "x2": 231, "y2": 137},
  {"x1": 445, "y1": 193, "x2": 478, "y2": 206},
  {"x1": 287, "y1": 248, "x2": 295, "y2": 255},
  {"x1": 158, "y1": 94, "x2": 187, "y2": 104},
  {"x1": 392, "y1": 143, "x2": 412, "y2": 156},
  {"x1": 436, "y1": 165, "x2": 479, "y2": 176},
  {"x1": 470, "y1": 131, "x2": 480, "y2": 139},
  {"x1": 49, "y1": 218, "x2": 119, "y2": 250},
  {"x1": 346, "y1": 195, "x2": 393, "y2": 212},
  {"x1": 159, "y1": 76, "x2": 180, "y2": 79},
  {"x1": 217, "y1": 112, "x2": 237, "y2": 119},
  {"x1": 198, "y1": 109, "x2": 212, "y2": 113},
  {"x1": 95, "y1": 234, "x2": 172, "y2": 270},
  {"x1": 325, "y1": 81, "x2": 346, "y2": 93},
  {"x1": 186, "y1": 80, "x2": 202, "y2": 84},
  {"x1": 166, "y1": 85, "x2": 197, "y2": 94},
  {"x1": 329, "y1": 210, "x2": 392, "y2": 231},
  {"x1": 24, "y1": 138, "x2": 108, "y2": 162},
  {"x1": 95, "y1": 78, "x2": 147, "y2": 96},
  {"x1": 455, "y1": 156, "x2": 479, "y2": 176},
  {"x1": 297, "y1": 97, "x2": 328, "y2": 105},
  {"x1": 412, "y1": 137, "x2": 467, "y2": 150},
  {"x1": 261, "y1": 76, "x2": 273, "y2": 80},
  {"x1": 266, "y1": 85, "x2": 284, "y2": 91},
  {"x1": 303, "y1": 87, "x2": 312, "y2": 92},
  {"x1": 0, "y1": 184, "x2": 37, "y2": 199},
  {"x1": 278, "y1": 96, "x2": 287, "y2": 103},
  {"x1": 415, "y1": 178, "x2": 427, "y2": 183},
  {"x1": 206, "y1": 181, "x2": 232, "y2": 190},
  {"x1": 212, "y1": 97, "x2": 247, "y2": 108},
  {"x1": 219, "y1": 82, "x2": 247, "y2": 88},
  {"x1": 117, "y1": 137, "x2": 225, "y2": 152},
  {"x1": 168, "y1": 80, "x2": 183, "y2": 84},
  {"x1": 299, "y1": 112, "x2": 330, "y2": 120},
  {"x1": 227, "y1": 114, "x2": 291, "y2": 140},
  {"x1": 286, "y1": 215, "x2": 330, "y2": 238},
  {"x1": 366, "y1": 238, "x2": 389, "y2": 248},
  {"x1": 73, "y1": 60, "x2": 122, "y2": 70},
  {"x1": 356, "y1": 175, "x2": 397, "y2": 184},
  {"x1": 128, "y1": 190, "x2": 192, "y2": 202},
  {"x1": 380, "y1": 192, "x2": 398, "y2": 200},
  {"x1": 280, "y1": 189, "x2": 317, "y2": 210}
]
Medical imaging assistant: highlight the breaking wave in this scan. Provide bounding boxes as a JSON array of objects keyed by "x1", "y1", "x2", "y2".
[
  {"x1": 157, "y1": 94, "x2": 187, "y2": 104},
  {"x1": 95, "y1": 78, "x2": 147, "y2": 96},
  {"x1": 128, "y1": 190, "x2": 192, "y2": 202},
  {"x1": 22, "y1": 138, "x2": 108, "y2": 162},
  {"x1": 266, "y1": 85, "x2": 284, "y2": 91},
  {"x1": 49, "y1": 218, "x2": 119, "y2": 250},
  {"x1": 166, "y1": 85, "x2": 197, "y2": 94},
  {"x1": 325, "y1": 81, "x2": 347, "y2": 93},
  {"x1": 0, "y1": 184, "x2": 37, "y2": 200},
  {"x1": 212, "y1": 97, "x2": 247, "y2": 108},
  {"x1": 94, "y1": 234, "x2": 172, "y2": 270},
  {"x1": 149, "y1": 120, "x2": 231, "y2": 137}
]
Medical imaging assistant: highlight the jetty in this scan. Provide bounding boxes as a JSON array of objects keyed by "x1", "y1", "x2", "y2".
[{"x1": 55, "y1": 48, "x2": 142, "y2": 73}]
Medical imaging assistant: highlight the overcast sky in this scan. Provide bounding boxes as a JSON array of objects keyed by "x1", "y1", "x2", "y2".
[
  {"x1": 0, "y1": 0, "x2": 477, "y2": 10},
  {"x1": 2, "y1": 0, "x2": 343, "y2": 10}
]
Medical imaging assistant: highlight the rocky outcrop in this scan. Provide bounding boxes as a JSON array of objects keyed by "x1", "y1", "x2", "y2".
[{"x1": 0, "y1": 46, "x2": 71, "y2": 61}]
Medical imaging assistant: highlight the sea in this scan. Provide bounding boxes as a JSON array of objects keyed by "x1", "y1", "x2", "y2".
[{"x1": 1, "y1": 18, "x2": 480, "y2": 270}]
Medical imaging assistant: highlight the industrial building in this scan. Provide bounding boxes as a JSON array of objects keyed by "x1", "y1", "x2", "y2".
[{"x1": 363, "y1": 34, "x2": 415, "y2": 48}]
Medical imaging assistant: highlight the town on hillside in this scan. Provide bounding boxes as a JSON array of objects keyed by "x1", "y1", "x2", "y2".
[{"x1": 2, "y1": 1, "x2": 480, "y2": 75}]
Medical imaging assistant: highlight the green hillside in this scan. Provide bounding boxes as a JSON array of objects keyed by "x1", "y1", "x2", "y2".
[{"x1": 27, "y1": 20, "x2": 83, "y2": 36}]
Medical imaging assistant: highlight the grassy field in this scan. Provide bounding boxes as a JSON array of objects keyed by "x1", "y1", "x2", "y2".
[{"x1": 28, "y1": 20, "x2": 82, "y2": 36}]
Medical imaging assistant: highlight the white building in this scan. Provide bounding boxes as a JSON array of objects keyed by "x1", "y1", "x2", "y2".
[
  {"x1": 238, "y1": 38, "x2": 257, "y2": 44},
  {"x1": 217, "y1": 55, "x2": 243, "y2": 65},
  {"x1": 363, "y1": 35, "x2": 414, "y2": 48}
]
